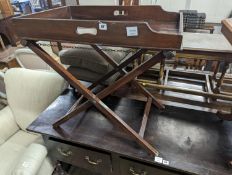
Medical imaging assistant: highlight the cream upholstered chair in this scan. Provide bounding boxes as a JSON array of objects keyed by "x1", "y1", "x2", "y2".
[{"x1": 0, "y1": 68, "x2": 67, "y2": 175}]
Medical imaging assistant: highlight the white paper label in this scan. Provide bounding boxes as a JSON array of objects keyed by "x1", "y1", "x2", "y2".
[
  {"x1": 99, "y1": 22, "x2": 107, "y2": 30},
  {"x1": 163, "y1": 160, "x2": 169, "y2": 165},
  {"x1": 126, "y1": 26, "x2": 138, "y2": 37},
  {"x1": 154, "y1": 156, "x2": 163, "y2": 163}
]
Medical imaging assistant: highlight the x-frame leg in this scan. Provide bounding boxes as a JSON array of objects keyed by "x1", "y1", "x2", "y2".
[
  {"x1": 53, "y1": 50, "x2": 165, "y2": 128},
  {"x1": 66, "y1": 46, "x2": 164, "y2": 120},
  {"x1": 26, "y1": 40, "x2": 166, "y2": 156},
  {"x1": 92, "y1": 44, "x2": 164, "y2": 109},
  {"x1": 65, "y1": 47, "x2": 149, "y2": 114},
  {"x1": 91, "y1": 45, "x2": 164, "y2": 138}
]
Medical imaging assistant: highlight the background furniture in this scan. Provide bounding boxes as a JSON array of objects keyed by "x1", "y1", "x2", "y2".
[
  {"x1": 28, "y1": 89, "x2": 232, "y2": 175},
  {"x1": 15, "y1": 48, "x2": 51, "y2": 70},
  {"x1": 0, "y1": 68, "x2": 67, "y2": 174},
  {"x1": 135, "y1": 32, "x2": 232, "y2": 115},
  {"x1": 59, "y1": 46, "x2": 130, "y2": 85},
  {"x1": 222, "y1": 18, "x2": 232, "y2": 45}
]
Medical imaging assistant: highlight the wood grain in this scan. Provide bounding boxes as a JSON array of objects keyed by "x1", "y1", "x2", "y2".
[{"x1": 222, "y1": 18, "x2": 232, "y2": 45}]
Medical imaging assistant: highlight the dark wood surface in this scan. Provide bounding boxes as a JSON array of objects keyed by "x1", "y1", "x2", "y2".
[
  {"x1": 12, "y1": 6, "x2": 183, "y2": 50},
  {"x1": 28, "y1": 89, "x2": 232, "y2": 175}
]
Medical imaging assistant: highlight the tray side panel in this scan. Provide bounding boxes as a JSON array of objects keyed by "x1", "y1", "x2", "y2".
[
  {"x1": 69, "y1": 6, "x2": 179, "y2": 22},
  {"x1": 13, "y1": 19, "x2": 182, "y2": 50}
]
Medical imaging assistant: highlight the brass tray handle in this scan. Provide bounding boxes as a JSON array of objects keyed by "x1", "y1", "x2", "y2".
[
  {"x1": 76, "y1": 27, "x2": 97, "y2": 35},
  {"x1": 114, "y1": 10, "x2": 128, "y2": 16},
  {"x1": 85, "y1": 156, "x2": 102, "y2": 165},
  {"x1": 129, "y1": 167, "x2": 147, "y2": 175},
  {"x1": 57, "y1": 147, "x2": 72, "y2": 157}
]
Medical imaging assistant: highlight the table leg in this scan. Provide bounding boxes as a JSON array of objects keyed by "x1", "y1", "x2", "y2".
[
  {"x1": 159, "y1": 58, "x2": 165, "y2": 84},
  {"x1": 214, "y1": 62, "x2": 229, "y2": 93},
  {"x1": 212, "y1": 61, "x2": 220, "y2": 80},
  {"x1": 26, "y1": 40, "x2": 161, "y2": 156}
]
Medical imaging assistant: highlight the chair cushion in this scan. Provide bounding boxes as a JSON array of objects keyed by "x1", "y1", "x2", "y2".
[
  {"x1": 59, "y1": 46, "x2": 129, "y2": 74},
  {"x1": 12, "y1": 143, "x2": 48, "y2": 175},
  {"x1": 5, "y1": 68, "x2": 67, "y2": 131},
  {"x1": 0, "y1": 130, "x2": 44, "y2": 174},
  {"x1": 37, "y1": 158, "x2": 54, "y2": 175},
  {"x1": 0, "y1": 106, "x2": 19, "y2": 145},
  {"x1": 68, "y1": 66, "x2": 120, "y2": 85}
]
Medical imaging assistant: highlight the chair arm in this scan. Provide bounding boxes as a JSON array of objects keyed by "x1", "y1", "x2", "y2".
[
  {"x1": 12, "y1": 143, "x2": 48, "y2": 175},
  {"x1": 0, "y1": 106, "x2": 19, "y2": 145}
]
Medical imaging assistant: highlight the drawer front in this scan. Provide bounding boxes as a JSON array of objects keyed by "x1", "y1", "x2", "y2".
[
  {"x1": 120, "y1": 158, "x2": 180, "y2": 175},
  {"x1": 47, "y1": 139, "x2": 112, "y2": 174}
]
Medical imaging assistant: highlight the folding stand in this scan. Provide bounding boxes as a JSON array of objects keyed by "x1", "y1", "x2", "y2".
[
  {"x1": 26, "y1": 40, "x2": 167, "y2": 155},
  {"x1": 13, "y1": 5, "x2": 183, "y2": 156}
]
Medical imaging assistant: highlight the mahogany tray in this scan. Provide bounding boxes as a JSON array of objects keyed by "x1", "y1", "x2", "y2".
[
  {"x1": 222, "y1": 18, "x2": 232, "y2": 45},
  {"x1": 12, "y1": 6, "x2": 183, "y2": 50}
]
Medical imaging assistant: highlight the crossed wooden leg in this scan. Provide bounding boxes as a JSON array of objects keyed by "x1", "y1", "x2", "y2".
[
  {"x1": 64, "y1": 45, "x2": 164, "y2": 138},
  {"x1": 92, "y1": 45, "x2": 164, "y2": 137},
  {"x1": 53, "y1": 50, "x2": 165, "y2": 128},
  {"x1": 26, "y1": 40, "x2": 166, "y2": 156}
]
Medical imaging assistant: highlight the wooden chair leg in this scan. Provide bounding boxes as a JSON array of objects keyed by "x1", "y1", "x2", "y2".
[
  {"x1": 212, "y1": 61, "x2": 220, "y2": 80},
  {"x1": 214, "y1": 62, "x2": 229, "y2": 93},
  {"x1": 159, "y1": 59, "x2": 165, "y2": 84},
  {"x1": 205, "y1": 74, "x2": 213, "y2": 102}
]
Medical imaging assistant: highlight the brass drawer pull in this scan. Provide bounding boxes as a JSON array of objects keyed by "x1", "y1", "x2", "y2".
[
  {"x1": 85, "y1": 156, "x2": 102, "y2": 165},
  {"x1": 129, "y1": 167, "x2": 147, "y2": 175},
  {"x1": 57, "y1": 147, "x2": 72, "y2": 157}
]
